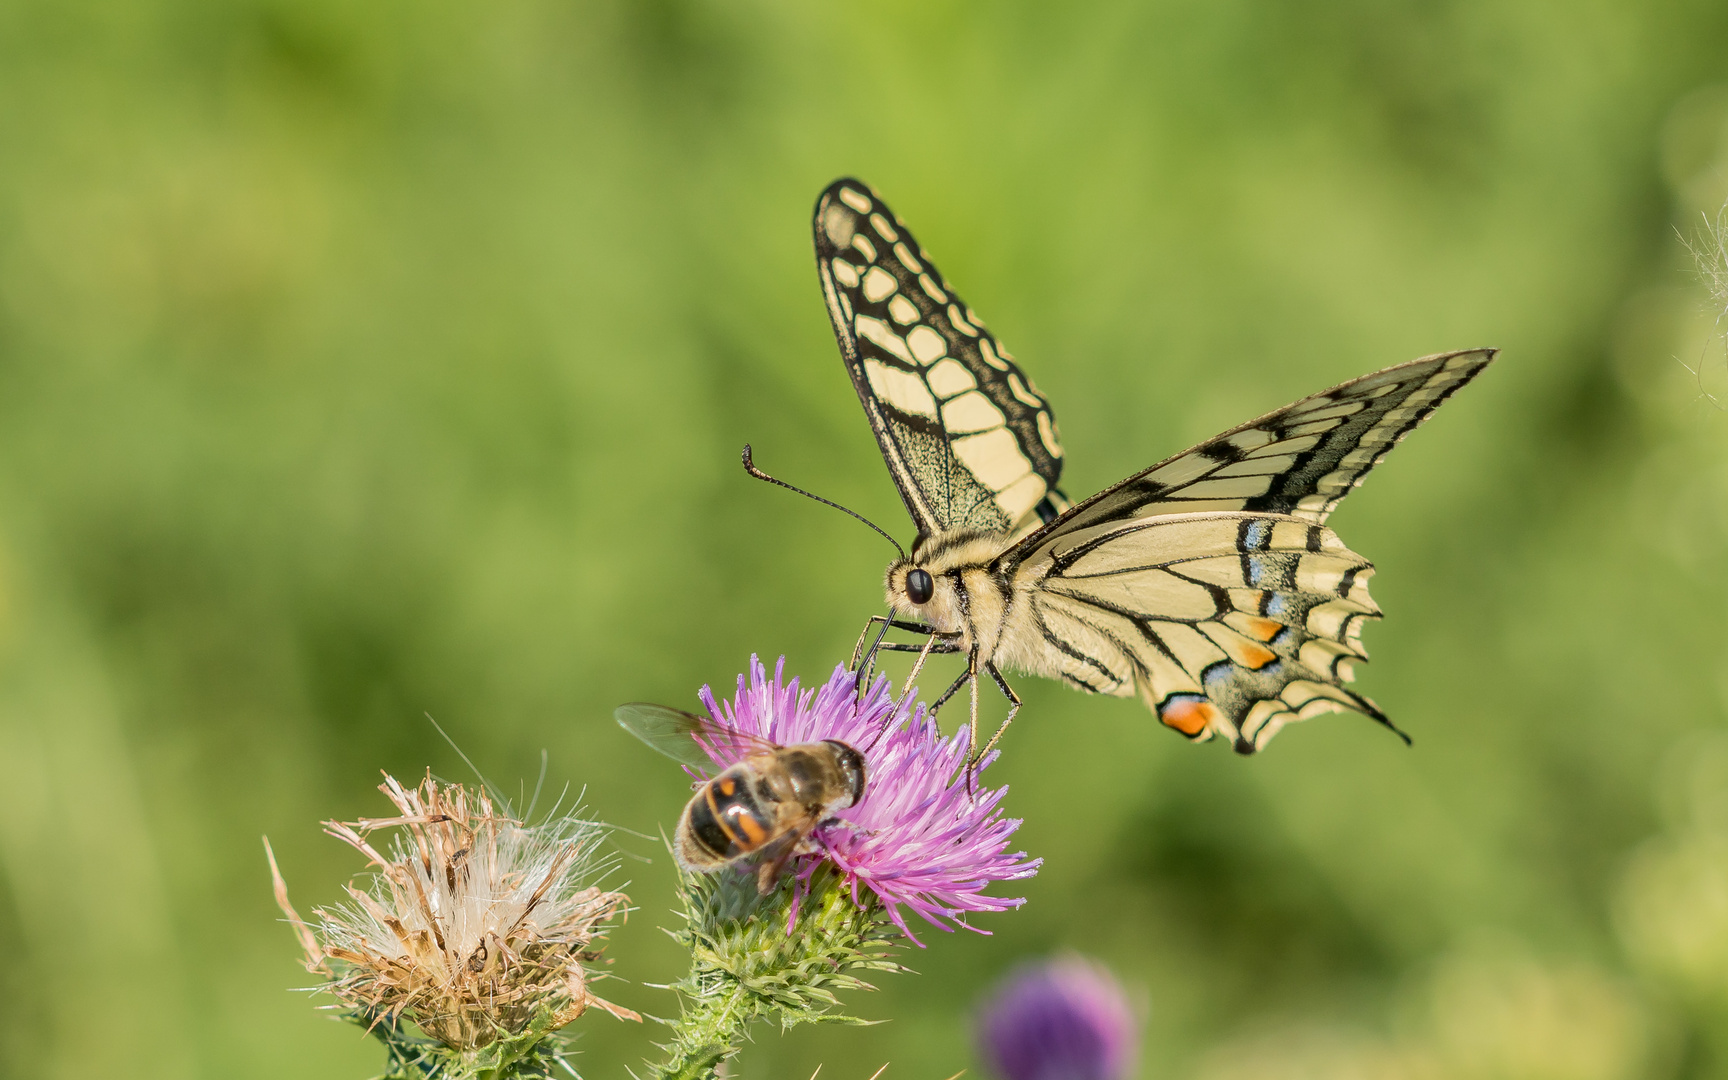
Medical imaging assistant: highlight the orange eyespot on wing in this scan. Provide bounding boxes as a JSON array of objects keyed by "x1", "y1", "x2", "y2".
[
  {"x1": 1242, "y1": 616, "x2": 1283, "y2": 643},
  {"x1": 1158, "y1": 695, "x2": 1219, "y2": 738},
  {"x1": 1207, "y1": 626, "x2": 1280, "y2": 671},
  {"x1": 1026, "y1": 512, "x2": 1398, "y2": 753}
]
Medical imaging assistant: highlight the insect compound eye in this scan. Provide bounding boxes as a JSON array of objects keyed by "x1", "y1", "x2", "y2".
[{"x1": 906, "y1": 568, "x2": 934, "y2": 605}]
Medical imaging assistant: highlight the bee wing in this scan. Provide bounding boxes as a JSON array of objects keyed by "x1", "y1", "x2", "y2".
[{"x1": 613, "y1": 702, "x2": 778, "y2": 769}]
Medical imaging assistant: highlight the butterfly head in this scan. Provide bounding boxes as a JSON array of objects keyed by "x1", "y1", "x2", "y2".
[
  {"x1": 884, "y1": 532, "x2": 1005, "y2": 636},
  {"x1": 885, "y1": 559, "x2": 957, "y2": 633}
]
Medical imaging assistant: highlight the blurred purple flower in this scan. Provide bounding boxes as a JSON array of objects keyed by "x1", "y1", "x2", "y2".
[
  {"x1": 695, "y1": 655, "x2": 1040, "y2": 944},
  {"x1": 975, "y1": 956, "x2": 1138, "y2": 1080}
]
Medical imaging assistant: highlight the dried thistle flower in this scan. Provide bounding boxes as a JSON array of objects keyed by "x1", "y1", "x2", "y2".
[
  {"x1": 1684, "y1": 203, "x2": 1728, "y2": 407},
  {"x1": 1692, "y1": 204, "x2": 1728, "y2": 329},
  {"x1": 267, "y1": 770, "x2": 637, "y2": 1078}
]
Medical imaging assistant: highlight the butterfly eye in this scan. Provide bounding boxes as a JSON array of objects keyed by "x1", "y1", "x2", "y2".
[{"x1": 906, "y1": 568, "x2": 934, "y2": 605}]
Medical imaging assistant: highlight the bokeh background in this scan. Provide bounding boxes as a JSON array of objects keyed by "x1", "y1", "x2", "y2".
[{"x1": 6, "y1": 1, "x2": 1728, "y2": 1077}]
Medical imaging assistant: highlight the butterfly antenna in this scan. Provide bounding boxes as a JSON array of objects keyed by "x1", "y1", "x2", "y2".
[{"x1": 742, "y1": 445, "x2": 905, "y2": 559}]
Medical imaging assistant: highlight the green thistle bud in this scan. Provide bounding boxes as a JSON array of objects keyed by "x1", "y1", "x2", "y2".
[{"x1": 650, "y1": 864, "x2": 904, "y2": 1080}]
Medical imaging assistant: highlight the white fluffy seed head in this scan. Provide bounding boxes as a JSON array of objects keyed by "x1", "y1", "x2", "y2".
[{"x1": 268, "y1": 771, "x2": 637, "y2": 1049}]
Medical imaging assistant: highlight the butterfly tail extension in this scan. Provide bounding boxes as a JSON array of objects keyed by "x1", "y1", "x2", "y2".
[{"x1": 1175, "y1": 518, "x2": 1392, "y2": 753}]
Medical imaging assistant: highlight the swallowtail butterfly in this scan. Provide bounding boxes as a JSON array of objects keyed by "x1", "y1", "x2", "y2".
[{"x1": 805, "y1": 178, "x2": 1494, "y2": 757}]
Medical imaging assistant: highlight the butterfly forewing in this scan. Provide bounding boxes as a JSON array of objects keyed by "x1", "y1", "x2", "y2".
[
  {"x1": 614, "y1": 703, "x2": 776, "y2": 771},
  {"x1": 1011, "y1": 350, "x2": 1494, "y2": 570},
  {"x1": 814, "y1": 179, "x2": 1068, "y2": 538}
]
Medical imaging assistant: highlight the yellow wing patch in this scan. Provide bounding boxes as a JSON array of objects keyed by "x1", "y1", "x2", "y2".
[
  {"x1": 1024, "y1": 512, "x2": 1389, "y2": 753},
  {"x1": 814, "y1": 178, "x2": 1069, "y2": 536}
]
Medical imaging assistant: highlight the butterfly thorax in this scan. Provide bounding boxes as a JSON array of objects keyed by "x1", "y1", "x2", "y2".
[{"x1": 885, "y1": 528, "x2": 1018, "y2": 658}]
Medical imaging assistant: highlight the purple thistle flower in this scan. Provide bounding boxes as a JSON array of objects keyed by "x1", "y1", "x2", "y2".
[
  {"x1": 695, "y1": 655, "x2": 1040, "y2": 944},
  {"x1": 975, "y1": 956, "x2": 1139, "y2": 1080}
]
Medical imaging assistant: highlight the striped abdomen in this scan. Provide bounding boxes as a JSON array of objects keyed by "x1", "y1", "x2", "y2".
[
  {"x1": 677, "y1": 764, "x2": 779, "y2": 868},
  {"x1": 672, "y1": 742, "x2": 866, "y2": 874}
]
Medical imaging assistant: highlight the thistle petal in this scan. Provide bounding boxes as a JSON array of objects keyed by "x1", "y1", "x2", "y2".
[{"x1": 696, "y1": 656, "x2": 1040, "y2": 943}]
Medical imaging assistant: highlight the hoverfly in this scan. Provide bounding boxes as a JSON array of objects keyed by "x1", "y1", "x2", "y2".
[{"x1": 615, "y1": 702, "x2": 866, "y2": 893}]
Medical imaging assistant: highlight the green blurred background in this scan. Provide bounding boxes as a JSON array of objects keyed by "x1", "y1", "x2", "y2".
[{"x1": 6, "y1": 0, "x2": 1728, "y2": 1077}]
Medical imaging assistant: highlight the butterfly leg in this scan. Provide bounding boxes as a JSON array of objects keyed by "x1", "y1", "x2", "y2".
[
  {"x1": 963, "y1": 648, "x2": 985, "y2": 793},
  {"x1": 851, "y1": 615, "x2": 952, "y2": 691},
  {"x1": 863, "y1": 633, "x2": 950, "y2": 748},
  {"x1": 850, "y1": 615, "x2": 946, "y2": 668},
  {"x1": 898, "y1": 631, "x2": 943, "y2": 711},
  {"x1": 850, "y1": 614, "x2": 893, "y2": 670},
  {"x1": 928, "y1": 667, "x2": 973, "y2": 714},
  {"x1": 867, "y1": 637, "x2": 961, "y2": 696},
  {"x1": 974, "y1": 663, "x2": 1021, "y2": 764},
  {"x1": 872, "y1": 640, "x2": 961, "y2": 655}
]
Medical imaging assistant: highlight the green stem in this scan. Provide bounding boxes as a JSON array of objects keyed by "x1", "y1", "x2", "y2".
[
  {"x1": 644, "y1": 865, "x2": 904, "y2": 1080},
  {"x1": 474, "y1": 1040, "x2": 530, "y2": 1080},
  {"x1": 651, "y1": 984, "x2": 747, "y2": 1080},
  {"x1": 652, "y1": 1035, "x2": 733, "y2": 1080}
]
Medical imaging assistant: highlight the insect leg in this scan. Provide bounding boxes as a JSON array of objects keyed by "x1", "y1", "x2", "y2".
[
  {"x1": 928, "y1": 667, "x2": 971, "y2": 713},
  {"x1": 974, "y1": 663, "x2": 1021, "y2": 763},
  {"x1": 885, "y1": 619, "x2": 940, "y2": 633},
  {"x1": 861, "y1": 632, "x2": 950, "y2": 754},
  {"x1": 964, "y1": 648, "x2": 983, "y2": 794},
  {"x1": 751, "y1": 831, "x2": 804, "y2": 895},
  {"x1": 852, "y1": 615, "x2": 947, "y2": 692},
  {"x1": 850, "y1": 615, "x2": 887, "y2": 669},
  {"x1": 897, "y1": 631, "x2": 944, "y2": 711},
  {"x1": 850, "y1": 614, "x2": 896, "y2": 685},
  {"x1": 872, "y1": 641, "x2": 961, "y2": 655}
]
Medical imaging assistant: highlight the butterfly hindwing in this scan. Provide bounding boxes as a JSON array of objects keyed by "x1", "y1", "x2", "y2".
[
  {"x1": 1020, "y1": 512, "x2": 1386, "y2": 752},
  {"x1": 999, "y1": 349, "x2": 1493, "y2": 751},
  {"x1": 813, "y1": 179, "x2": 1068, "y2": 537}
]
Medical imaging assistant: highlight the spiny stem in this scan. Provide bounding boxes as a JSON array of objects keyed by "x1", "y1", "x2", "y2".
[{"x1": 645, "y1": 865, "x2": 904, "y2": 1080}]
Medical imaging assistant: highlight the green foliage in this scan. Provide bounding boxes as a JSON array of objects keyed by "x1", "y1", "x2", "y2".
[
  {"x1": 3, "y1": 0, "x2": 1728, "y2": 1076},
  {"x1": 362, "y1": 1011, "x2": 580, "y2": 1080},
  {"x1": 651, "y1": 865, "x2": 903, "y2": 1079}
]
